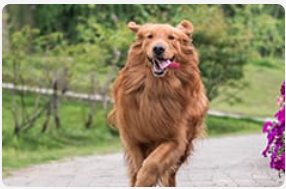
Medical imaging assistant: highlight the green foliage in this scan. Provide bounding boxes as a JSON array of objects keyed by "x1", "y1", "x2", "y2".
[
  {"x1": 172, "y1": 5, "x2": 251, "y2": 99},
  {"x1": 2, "y1": 25, "x2": 111, "y2": 92},
  {"x1": 224, "y1": 5, "x2": 285, "y2": 58},
  {"x1": 4, "y1": 4, "x2": 285, "y2": 100}
]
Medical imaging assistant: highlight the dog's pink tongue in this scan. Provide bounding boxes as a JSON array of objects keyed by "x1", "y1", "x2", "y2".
[
  {"x1": 159, "y1": 60, "x2": 180, "y2": 69},
  {"x1": 168, "y1": 62, "x2": 180, "y2": 69},
  {"x1": 159, "y1": 60, "x2": 171, "y2": 69}
]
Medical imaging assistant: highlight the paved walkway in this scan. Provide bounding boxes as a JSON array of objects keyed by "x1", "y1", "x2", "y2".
[{"x1": 3, "y1": 134, "x2": 285, "y2": 187}]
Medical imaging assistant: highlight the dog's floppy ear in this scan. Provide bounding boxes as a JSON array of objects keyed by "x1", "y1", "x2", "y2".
[
  {"x1": 128, "y1": 22, "x2": 141, "y2": 33},
  {"x1": 177, "y1": 20, "x2": 194, "y2": 35}
]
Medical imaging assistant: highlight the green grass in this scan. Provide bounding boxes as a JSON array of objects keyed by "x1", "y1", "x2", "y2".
[
  {"x1": 2, "y1": 87, "x2": 264, "y2": 174},
  {"x1": 205, "y1": 116, "x2": 262, "y2": 137},
  {"x1": 2, "y1": 141, "x2": 121, "y2": 177},
  {"x1": 211, "y1": 57, "x2": 285, "y2": 117},
  {"x1": 2, "y1": 89, "x2": 121, "y2": 174}
]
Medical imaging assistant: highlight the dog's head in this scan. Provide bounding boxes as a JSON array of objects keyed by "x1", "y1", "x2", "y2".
[{"x1": 128, "y1": 20, "x2": 194, "y2": 77}]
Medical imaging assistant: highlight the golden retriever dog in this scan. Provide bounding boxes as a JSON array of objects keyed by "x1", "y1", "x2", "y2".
[{"x1": 107, "y1": 20, "x2": 209, "y2": 187}]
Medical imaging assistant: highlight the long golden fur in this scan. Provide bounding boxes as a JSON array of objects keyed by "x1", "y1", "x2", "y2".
[{"x1": 108, "y1": 20, "x2": 209, "y2": 187}]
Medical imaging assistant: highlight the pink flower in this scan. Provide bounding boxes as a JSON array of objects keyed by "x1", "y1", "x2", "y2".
[
  {"x1": 262, "y1": 80, "x2": 285, "y2": 173},
  {"x1": 262, "y1": 121, "x2": 273, "y2": 133},
  {"x1": 275, "y1": 106, "x2": 285, "y2": 123}
]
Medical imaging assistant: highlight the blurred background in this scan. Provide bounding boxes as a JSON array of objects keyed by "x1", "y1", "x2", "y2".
[{"x1": 2, "y1": 5, "x2": 285, "y2": 174}]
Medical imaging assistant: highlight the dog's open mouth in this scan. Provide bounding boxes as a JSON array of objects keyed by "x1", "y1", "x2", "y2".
[{"x1": 148, "y1": 56, "x2": 175, "y2": 77}]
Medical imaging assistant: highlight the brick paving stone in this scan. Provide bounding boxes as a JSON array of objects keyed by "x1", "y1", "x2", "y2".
[{"x1": 2, "y1": 134, "x2": 285, "y2": 187}]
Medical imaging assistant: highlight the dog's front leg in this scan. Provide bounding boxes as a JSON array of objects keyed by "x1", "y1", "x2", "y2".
[{"x1": 135, "y1": 140, "x2": 186, "y2": 187}]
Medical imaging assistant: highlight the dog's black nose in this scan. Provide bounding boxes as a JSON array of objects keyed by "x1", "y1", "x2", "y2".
[{"x1": 153, "y1": 45, "x2": 165, "y2": 56}]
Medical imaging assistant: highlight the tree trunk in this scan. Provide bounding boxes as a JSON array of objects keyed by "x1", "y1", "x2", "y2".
[
  {"x1": 52, "y1": 81, "x2": 61, "y2": 128},
  {"x1": 42, "y1": 101, "x2": 52, "y2": 133}
]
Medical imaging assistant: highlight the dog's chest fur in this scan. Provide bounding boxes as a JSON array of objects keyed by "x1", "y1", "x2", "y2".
[{"x1": 120, "y1": 75, "x2": 188, "y2": 143}]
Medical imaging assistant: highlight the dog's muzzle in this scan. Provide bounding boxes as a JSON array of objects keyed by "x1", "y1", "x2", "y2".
[{"x1": 148, "y1": 56, "x2": 175, "y2": 77}]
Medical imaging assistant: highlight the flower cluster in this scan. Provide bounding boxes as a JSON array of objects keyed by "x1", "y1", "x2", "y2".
[{"x1": 262, "y1": 81, "x2": 285, "y2": 173}]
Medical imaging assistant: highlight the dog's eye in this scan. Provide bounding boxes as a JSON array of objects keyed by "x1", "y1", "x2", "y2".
[
  {"x1": 147, "y1": 34, "x2": 153, "y2": 39},
  {"x1": 168, "y1": 35, "x2": 175, "y2": 40}
]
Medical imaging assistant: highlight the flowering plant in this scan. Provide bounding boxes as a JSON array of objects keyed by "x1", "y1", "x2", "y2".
[{"x1": 262, "y1": 81, "x2": 285, "y2": 174}]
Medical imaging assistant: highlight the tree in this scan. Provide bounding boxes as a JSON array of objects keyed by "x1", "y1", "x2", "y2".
[{"x1": 4, "y1": 4, "x2": 285, "y2": 101}]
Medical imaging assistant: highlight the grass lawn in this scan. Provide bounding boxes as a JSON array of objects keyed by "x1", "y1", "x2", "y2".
[
  {"x1": 2, "y1": 90, "x2": 264, "y2": 174},
  {"x1": 2, "y1": 89, "x2": 121, "y2": 175},
  {"x1": 211, "y1": 57, "x2": 285, "y2": 117},
  {"x1": 205, "y1": 116, "x2": 262, "y2": 137}
]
